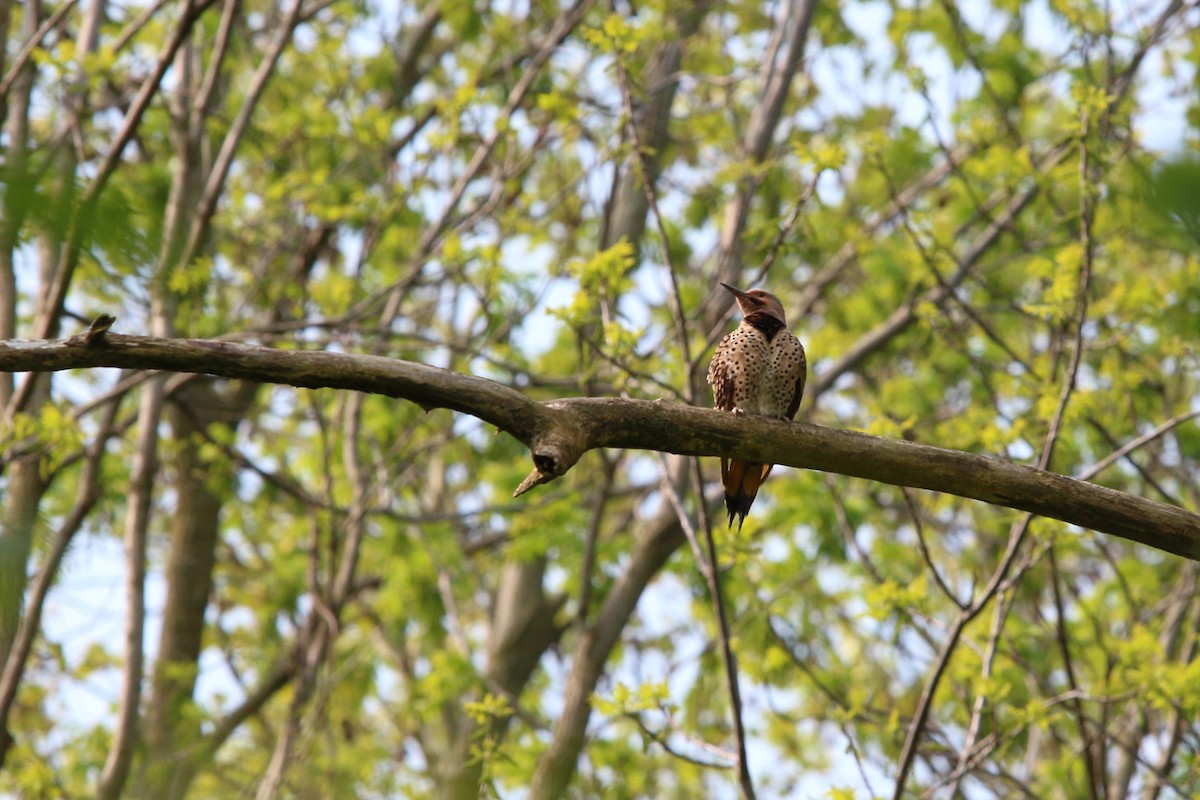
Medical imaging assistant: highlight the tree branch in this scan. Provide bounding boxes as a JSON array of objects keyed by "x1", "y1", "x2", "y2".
[{"x1": 2, "y1": 327, "x2": 1197, "y2": 559}]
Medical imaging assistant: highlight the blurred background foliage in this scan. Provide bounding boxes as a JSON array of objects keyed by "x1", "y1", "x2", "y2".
[{"x1": 1, "y1": 0, "x2": 1199, "y2": 797}]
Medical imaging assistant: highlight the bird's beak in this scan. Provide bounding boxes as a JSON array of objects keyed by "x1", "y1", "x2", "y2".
[{"x1": 720, "y1": 282, "x2": 750, "y2": 300}]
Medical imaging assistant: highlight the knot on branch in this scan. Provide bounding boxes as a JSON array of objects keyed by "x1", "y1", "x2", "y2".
[
  {"x1": 513, "y1": 404, "x2": 589, "y2": 497},
  {"x1": 67, "y1": 314, "x2": 116, "y2": 347}
]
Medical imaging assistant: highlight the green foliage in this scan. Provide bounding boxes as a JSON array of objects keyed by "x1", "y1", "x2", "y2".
[
  {"x1": 593, "y1": 680, "x2": 671, "y2": 716},
  {"x1": 582, "y1": 13, "x2": 648, "y2": 56},
  {"x1": 5, "y1": 0, "x2": 1200, "y2": 798}
]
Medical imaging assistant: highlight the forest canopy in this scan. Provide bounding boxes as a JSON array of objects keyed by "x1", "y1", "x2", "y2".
[{"x1": 1, "y1": 0, "x2": 1199, "y2": 798}]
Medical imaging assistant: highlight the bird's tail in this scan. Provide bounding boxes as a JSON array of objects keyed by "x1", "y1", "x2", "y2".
[{"x1": 720, "y1": 458, "x2": 773, "y2": 529}]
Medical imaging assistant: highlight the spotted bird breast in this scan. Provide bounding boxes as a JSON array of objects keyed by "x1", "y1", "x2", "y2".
[
  {"x1": 708, "y1": 325, "x2": 771, "y2": 416},
  {"x1": 765, "y1": 330, "x2": 806, "y2": 420}
]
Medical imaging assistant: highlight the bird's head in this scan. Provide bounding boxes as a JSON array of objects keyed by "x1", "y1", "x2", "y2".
[{"x1": 720, "y1": 283, "x2": 787, "y2": 326}]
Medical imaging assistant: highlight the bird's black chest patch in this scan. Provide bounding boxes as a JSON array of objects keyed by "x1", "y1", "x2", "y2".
[{"x1": 745, "y1": 313, "x2": 785, "y2": 342}]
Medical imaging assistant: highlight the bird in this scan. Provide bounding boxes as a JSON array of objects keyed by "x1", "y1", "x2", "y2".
[{"x1": 706, "y1": 283, "x2": 806, "y2": 529}]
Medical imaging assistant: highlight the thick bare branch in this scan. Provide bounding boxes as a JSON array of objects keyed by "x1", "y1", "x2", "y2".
[
  {"x1": 97, "y1": 376, "x2": 165, "y2": 800},
  {"x1": 178, "y1": 0, "x2": 304, "y2": 271},
  {"x1": 1, "y1": 329, "x2": 1197, "y2": 558},
  {"x1": 530, "y1": 496, "x2": 688, "y2": 799}
]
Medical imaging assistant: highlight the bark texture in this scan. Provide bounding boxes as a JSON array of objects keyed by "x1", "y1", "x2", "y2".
[{"x1": 1, "y1": 327, "x2": 1196, "y2": 559}]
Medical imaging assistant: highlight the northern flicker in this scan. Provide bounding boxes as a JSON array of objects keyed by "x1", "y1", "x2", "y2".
[{"x1": 707, "y1": 283, "x2": 806, "y2": 529}]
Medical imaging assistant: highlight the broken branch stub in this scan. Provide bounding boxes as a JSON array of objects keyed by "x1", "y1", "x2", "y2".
[{"x1": 512, "y1": 402, "x2": 591, "y2": 497}]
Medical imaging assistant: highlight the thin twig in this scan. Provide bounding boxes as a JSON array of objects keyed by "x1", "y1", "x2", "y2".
[
  {"x1": 654, "y1": 453, "x2": 755, "y2": 798},
  {"x1": 614, "y1": 35, "x2": 755, "y2": 796},
  {"x1": 902, "y1": 488, "x2": 964, "y2": 609},
  {"x1": 578, "y1": 454, "x2": 617, "y2": 623},
  {"x1": 0, "y1": 0, "x2": 80, "y2": 99},
  {"x1": 96, "y1": 374, "x2": 166, "y2": 800},
  {"x1": 178, "y1": 0, "x2": 305, "y2": 271},
  {"x1": 695, "y1": 458, "x2": 757, "y2": 800},
  {"x1": 752, "y1": 177, "x2": 818, "y2": 284},
  {"x1": 893, "y1": 60, "x2": 1104, "y2": 800},
  {"x1": 614, "y1": 59, "x2": 694, "y2": 396},
  {"x1": 627, "y1": 708, "x2": 737, "y2": 769},
  {"x1": 826, "y1": 475, "x2": 884, "y2": 584},
  {"x1": 945, "y1": 589, "x2": 1014, "y2": 796},
  {"x1": 1076, "y1": 409, "x2": 1200, "y2": 482},
  {"x1": 370, "y1": 0, "x2": 598, "y2": 326},
  {"x1": 1044, "y1": 77, "x2": 1104, "y2": 800},
  {"x1": 891, "y1": 512, "x2": 1034, "y2": 800}
]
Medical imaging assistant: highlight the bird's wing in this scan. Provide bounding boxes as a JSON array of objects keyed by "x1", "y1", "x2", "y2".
[
  {"x1": 708, "y1": 334, "x2": 737, "y2": 412},
  {"x1": 785, "y1": 335, "x2": 807, "y2": 421}
]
